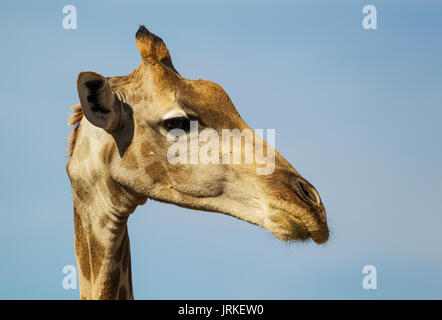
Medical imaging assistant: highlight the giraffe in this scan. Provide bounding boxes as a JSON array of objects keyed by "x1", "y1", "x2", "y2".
[{"x1": 66, "y1": 26, "x2": 329, "y2": 300}]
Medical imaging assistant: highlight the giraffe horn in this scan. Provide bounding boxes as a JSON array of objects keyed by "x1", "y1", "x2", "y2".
[{"x1": 135, "y1": 25, "x2": 179, "y2": 74}]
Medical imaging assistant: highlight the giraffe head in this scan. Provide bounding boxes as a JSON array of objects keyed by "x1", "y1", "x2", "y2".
[{"x1": 71, "y1": 26, "x2": 329, "y2": 244}]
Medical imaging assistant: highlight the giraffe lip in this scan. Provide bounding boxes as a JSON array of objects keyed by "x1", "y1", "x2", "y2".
[
  {"x1": 269, "y1": 208, "x2": 329, "y2": 244},
  {"x1": 309, "y1": 229, "x2": 329, "y2": 244},
  {"x1": 296, "y1": 216, "x2": 329, "y2": 244},
  {"x1": 289, "y1": 207, "x2": 329, "y2": 244}
]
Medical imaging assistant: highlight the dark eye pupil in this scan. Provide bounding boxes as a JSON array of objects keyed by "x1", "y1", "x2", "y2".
[
  {"x1": 164, "y1": 117, "x2": 190, "y2": 131},
  {"x1": 167, "y1": 119, "x2": 181, "y2": 129}
]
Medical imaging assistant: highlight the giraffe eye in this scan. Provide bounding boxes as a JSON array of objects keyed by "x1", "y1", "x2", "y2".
[{"x1": 162, "y1": 117, "x2": 191, "y2": 132}]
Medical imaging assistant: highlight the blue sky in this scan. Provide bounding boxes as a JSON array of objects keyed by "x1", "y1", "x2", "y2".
[{"x1": 0, "y1": 0, "x2": 441, "y2": 299}]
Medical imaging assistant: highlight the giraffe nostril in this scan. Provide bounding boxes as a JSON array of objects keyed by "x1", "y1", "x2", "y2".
[{"x1": 297, "y1": 180, "x2": 321, "y2": 207}]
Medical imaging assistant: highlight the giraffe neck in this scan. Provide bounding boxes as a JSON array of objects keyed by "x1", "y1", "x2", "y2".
[
  {"x1": 67, "y1": 118, "x2": 147, "y2": 299},
  {"x1": 73, "y1": 198, "x2": 134, "y2": 300},
  {"x1": 69, "y1": 154, "x2": 145, "y2": 299}
]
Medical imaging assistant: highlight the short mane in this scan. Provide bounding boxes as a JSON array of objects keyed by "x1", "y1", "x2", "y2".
[{"x1": 67, "y1": 104, "x2": 83, "y2": 157}]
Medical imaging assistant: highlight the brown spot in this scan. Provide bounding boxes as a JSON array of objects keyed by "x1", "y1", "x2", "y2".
[
  {"x1": 122, "y1": 237, "x2": 131, "y2": 273},
  {"x1": 73, "y1": 207, "x2": 91, "y2": 281},
  {"x1": 89, "y1": 227, "x2": 105, "y2": 281},
  {"x1": 141, "y1": 141, "x2": 152, "y2": 155},
  {"x1": 99, "y1": 143, "x2": 112, "y2": 164},
  {"x1": 99, "y1": 268, "x2": 121, "y2": 300},
  {"x1": 99, "y1": 143, "x2": 117, "y2": 166},
  {"x1": 122, "y1": 150, "x2": 138, "y2": 171},
  {"x1": 105, "y1": 176, "x2": 124, "y2": 208},
  {"x1": 145, "y1": 161, "x2": 168, "y2": 184},
  {"x1": 80, "y1": 295, "x2": 87, "y2": 300},
  {"x1": 72, "y1": 178, "x2": 91, "y2": 202},
  {"x1": 114, "y1": 231, "x2": 128, "y2": 263},
  {"x1": 118, "y1": 286, "x2": 128, "y2": 300},
  {"x1": 128, "y1": 259, "x2": 133, "y2": 296}
]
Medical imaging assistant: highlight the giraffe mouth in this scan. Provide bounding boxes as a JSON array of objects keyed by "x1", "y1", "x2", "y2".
[{"x1": 265, "y1": 208, "x2": 329, "y2": 244}]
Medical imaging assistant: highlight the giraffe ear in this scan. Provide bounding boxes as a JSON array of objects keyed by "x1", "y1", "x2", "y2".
[{"x1": 77, "y1": 71, "x2": 123, "y2": 131}]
